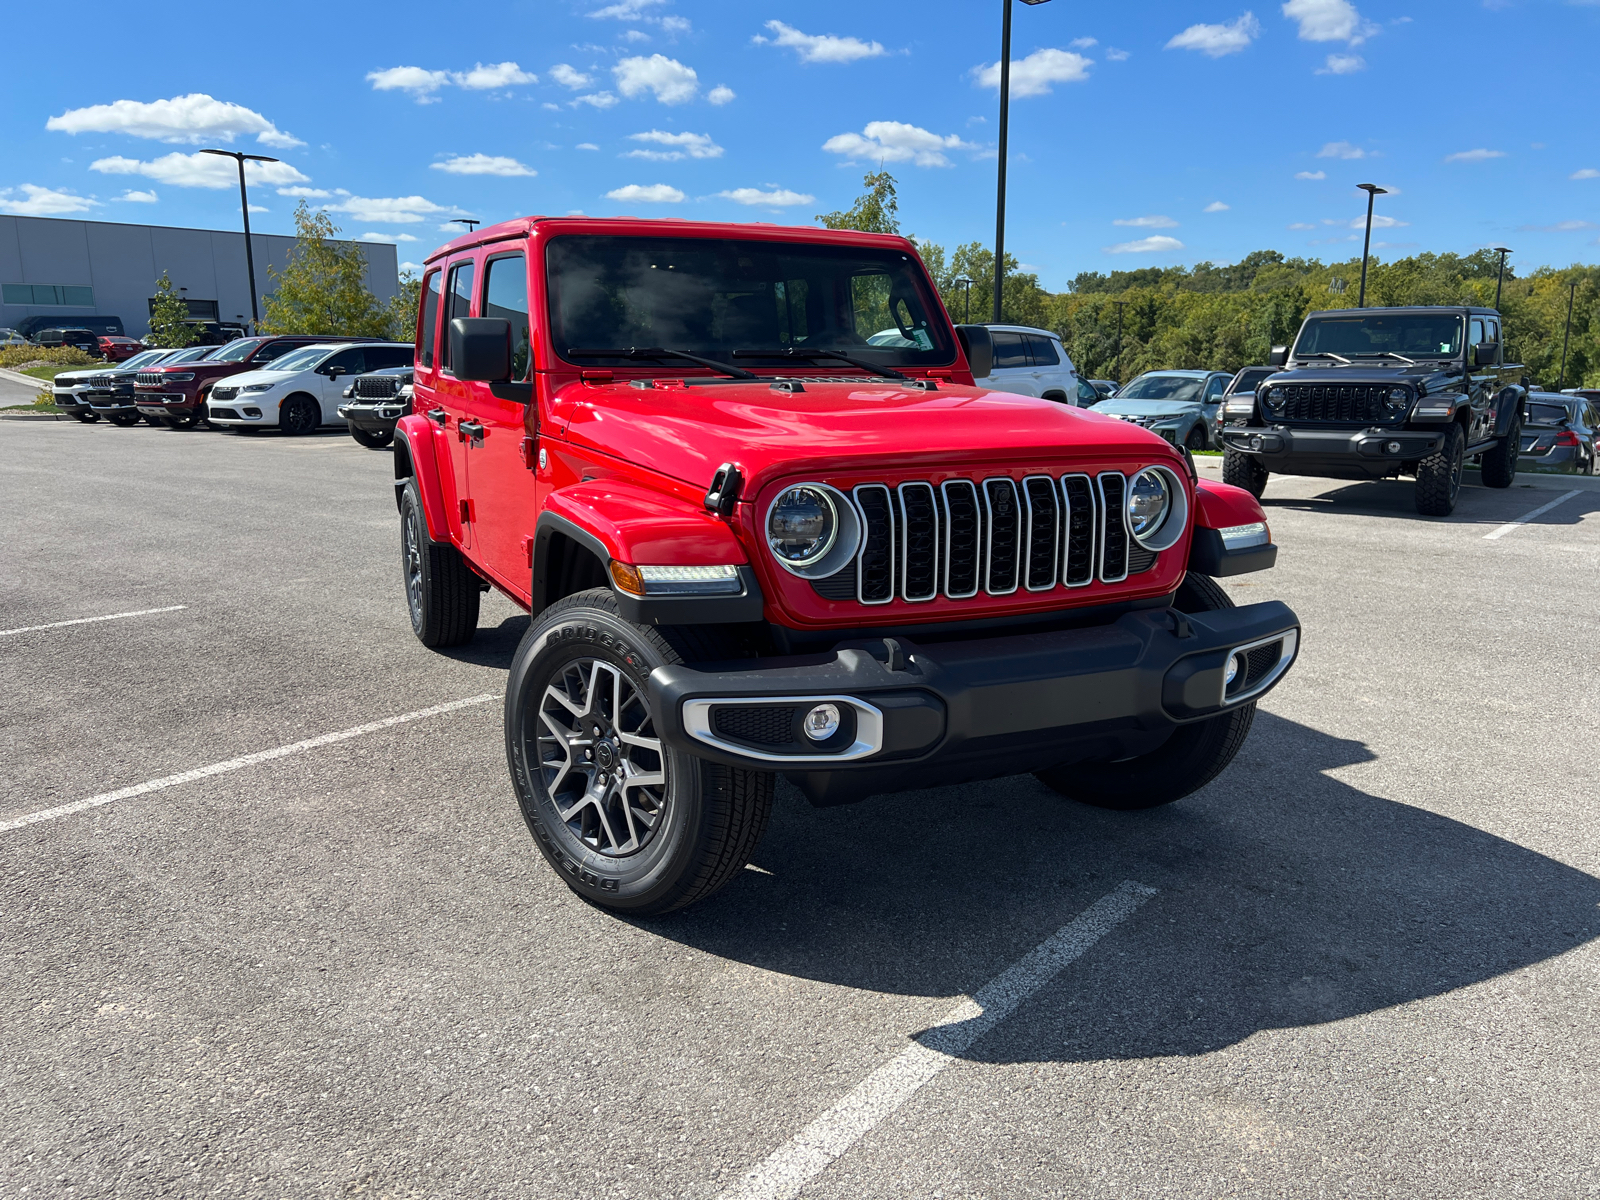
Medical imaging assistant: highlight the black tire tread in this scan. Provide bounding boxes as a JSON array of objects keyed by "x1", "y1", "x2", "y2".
[
  {"x1": 1479, "y1": 419, "x2": 1519, "y2": 489},
  {"x1": 1222, "y1": 448, "x2": 1268, "y2": 498},
  {"x1": 350, "y1": 425, "x2": 395, "y2": 449},
  {"x1": 1415, "y1": 422, "x2": 1464, "y2": 516}
]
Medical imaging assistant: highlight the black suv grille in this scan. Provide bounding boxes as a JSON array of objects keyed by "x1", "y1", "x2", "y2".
[
  {"x1": 210, "y1": 386, "x2": 239, "y2": 401},
  {"x1": 355, "y1": 376, "x2": 402, "y2": 399},
  {"x1": 1278, "y1": 384, "x2": 1394, "y2": 424}
]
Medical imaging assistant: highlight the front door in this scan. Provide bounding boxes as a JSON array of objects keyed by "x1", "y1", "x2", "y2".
[
  {"x1": 1467, "y1": 316, "x2": 1495, "y2": 442},
  {"x1": 318, "y1": 346, "x2": 367, "y2": 422}
]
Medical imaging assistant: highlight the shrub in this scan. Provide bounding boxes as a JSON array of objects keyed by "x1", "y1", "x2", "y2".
[{"x1": 0, "y1": 346, "x2": 96, "y2": 369}]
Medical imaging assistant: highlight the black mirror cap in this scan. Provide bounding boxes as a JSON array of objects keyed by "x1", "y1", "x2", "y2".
[
  {"x1": 1267, "y1": 345, "x2": 1288, "y2": 367},
  {"x1": 1474, "y1": 342, "x2": 1498, "y2": 367},
  {"x1": 449, "y1": 317, "x2": 513, "y2": 382},
  {"x1": 954, "y1": 324, "x2": 993, "y2": 380},
  {"x1": 326, "y1": 364, "x2": 347, "y2": 377}
]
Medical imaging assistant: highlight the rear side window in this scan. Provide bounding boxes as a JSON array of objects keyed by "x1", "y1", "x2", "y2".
[
  {"x1": 483, "y1": 254, "x2": 531, "y2": 380},
  {"x1": 255, "y1": 340, "x2": 301, "y2": 362},
  {"x1": 440, "y1": 262, "x2": 475, "y2": 372},
  {"x1": 1526, "y1": 402, "x2": 1569, "y2": 424},
  {"x1": 1025, "y1": 334, "x2": 1060, "y2": 366},
  {"x1": 420, "y1": 270, "x2": 443, "y2": 368},
  {"x1": 367, "y1": 345, "x2": 414, "y2": 370},
  {"x1": 991, "y1": 331, "x2": 1028, "y2": 370}
]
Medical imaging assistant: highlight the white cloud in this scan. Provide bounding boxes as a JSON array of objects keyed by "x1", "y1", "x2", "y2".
[
  {"x1": 1517, "y1": 220, "x2": 1597, "y2": 232},
  {"x1": 115, "y1": 189, "x2": 158, "y2": 203},
  {"x1": 46, "y1": 93, "x2": 303, "y2": 148},
  {"x1": 1317, "y1": 140, "x2": 1365, "y2": 158},
  {"x1": 576, "y1": 143, "x2": 600, "y2": 151},
  {"x1": 1203, "y1": 201, "x2": 1230, "y2": 212},
  {"x1": 1104, "y1": 235, "x2": 1185, "y2": 255},
  {"x1": 0, "y1": 185, "x2": 97, "y2": 216},
  {"x1": 1282, "y1": 0, "x2": 1377, "y2": 45},
  {"x1": 357, "y1": 231, "x2": 421, "y2": 243},
  {"x1": 1105, "y1": 47, "x2": 1131, "y2": 61},
  {"x1": 660, "y1": 15, "x2": 690, "y2": 34},
  {"x1": 622, "y1": 29, "x2": 650, "y2": 42},
  {"x1": 707, "y1": 85, "x2": 736, "y2": 105},
  {"x1": 1165, "y1": 13, "x2": 1260, "y2": 57},
  {"x1": 367, "y1": 66, "x2": 452, "y2": 100},
  {"x1": 574, "y1": 92, "x2": 620, "y2": 109},
  {"x1": 624, "y1": 130, "x2": 722, "y2": 161},
  {"x1": 90, "y1": 152, "x2": 309, "y2": 189},
  {"x1": 432, "y1": 153, "x2": 537, "y2": 177},
  {"x1": 1070, "y1": 37, "x2": 1098, "y2": 48},
  {"x1": 718, "y1": 187, "x2": 815, "y2": 207},
  {"x1": 1348, "y1": 214, "x2": 1407, "y2": 229},
  {"x1": 1317, "y1": 53, "x2": 1364, "y2": 73},
  {"x1": 754, "y1": 20, "x2": 886, "y2": 64},
  {"x1": 589, "y1": 0, "x2": 664, "y2": 18},
  {"x1": 550, "y1": 63, "x2": 593, "y2": 90},
  {"x1": 1113, "y1": 215, "x2": 1178, "y2": 228},
  {"x1": 455, "y1": 62, "x2": 537, "y2": 89},
  {"x1": 1295, "y1": 170, "x2": 1327, "y2": 180},
  {"x1": 247, "y1": 204, "x2": 268, "y2": 213},
  {"x1": 1445, "y1": 148, "x2": 1505, "y2": 163},
  {"x1": 972, "y1": 48, "x2": 1092, "y2": 96},
  {"x1": 1288, "y1": 222, "x2": 1316, "y2": 229},
  {"x1": 278, "y1": 186, "x2": 331, "y2": 198},
  {"x1": 823, "y1": 121, "x2": 974, "y2": 168},
  {"x1": 326, "y1": 194, "x2": 470, "y2": 223},
  {"x1": 614, "y1": 54, "x2": 699, "y2": 104},
  {"x1": 605, "y1": 183, "x2": 685, "y2": 203},
  {"x1": 1573, "y1": 168, "x2": 1600, "y2": 180}
]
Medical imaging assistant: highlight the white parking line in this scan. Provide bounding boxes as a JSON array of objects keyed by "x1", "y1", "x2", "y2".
[
  {"x1": 0, "y1": 694, "x2": 496, "y2": 834},
  {"x1": 1484, "y1": 489, "x2": 1583, "y2": 540},
  {"x1": 0, "y1": 605, "x2": 187, "y2": 638},
  {"x1": 718, "y1": 880, "x2": 1156, "y2": 1200}
]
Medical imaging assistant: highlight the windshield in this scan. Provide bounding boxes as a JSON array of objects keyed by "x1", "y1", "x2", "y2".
[
  {"x1": 547, "y1": 235, "x2": 954, "y2": 369},
  {"x1": 161, "y1": 346, "x2": 215, "y2": 364},
  {"x1": 206, "y1": 338, "x2": 265, "y2": 362},
  {"x1": 1115, "y1": 374, "x2": 1205, "y2": 402},
  {"x1": 269, "y1": 346, "x2": 335, "y2": 373},
  {"x1": 1296, "y1": 312, "x2": 1463, "y2": 358},
  {"x1": 119, "y1": 350, "x2": 165, "y2": 369}
]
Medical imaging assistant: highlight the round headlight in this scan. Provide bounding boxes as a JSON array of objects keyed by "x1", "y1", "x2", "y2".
[
  {"x1": 1384, "y1": 387, "x2": 1409, "y2": 412},
  {"x1": 1126, "y1": 470, "x2": 1171, "y2": 539},
  {"x1": 768, "y1": 486, "x2": 838, "y2": 567},
  {"x1": 1263, "y1": 386, "x2": 1286, "y2": 414}
]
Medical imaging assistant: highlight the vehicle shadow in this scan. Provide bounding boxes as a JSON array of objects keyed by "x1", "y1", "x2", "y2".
[
  {"x1": 637, "y1": 711, "x2": 1600, "y2": 1064},
  {"x1": 433, "y1": 614, "x2": 529, "y2": 668},
  {"x1": 1263, "y1": 478, "x2": 1600, "y2": 527}
]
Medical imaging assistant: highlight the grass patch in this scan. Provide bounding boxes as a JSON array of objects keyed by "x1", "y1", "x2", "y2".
[{"x1": 20, "y1": 364, "x2": 85, "y2": 381}]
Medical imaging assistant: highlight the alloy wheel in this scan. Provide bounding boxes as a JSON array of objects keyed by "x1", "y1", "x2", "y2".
[
  {"x1": 1448, "y1": 437, "x2": 1464, "y2": 506},
  {"x1": 403, "y1": 503, "x2": 425, "y2": 627}
]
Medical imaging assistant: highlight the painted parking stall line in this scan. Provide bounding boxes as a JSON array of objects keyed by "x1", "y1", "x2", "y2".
[
  {"x1": 1484, "y1": 489, "x2": 1583, "y2": 540},
  {"x1": 718, "y1": 880, "x2": 1157, "y2": 1200},
  {"x1": 0, "y1": 694, "x2": 497, "y2": 833},
  {"x1": 0, "y1": 605, "x2": 187, "y2": 638}
]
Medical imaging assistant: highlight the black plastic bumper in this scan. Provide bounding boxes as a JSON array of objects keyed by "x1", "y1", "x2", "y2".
[
  {"x1": 339, "y1": 402, "x2": 408, "y2": 433},
  {"x1": 1223, "y1": 425, "x2": 1442, "y2": 476},
  {"x1": 648, "y1": 601, "x2": 1300, "y2": 805}
]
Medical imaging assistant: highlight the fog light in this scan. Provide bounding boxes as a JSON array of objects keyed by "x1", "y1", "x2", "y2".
[
  {"x1": 1225, "y1": 655, "x2": 1242, "y2": 686},
  {"x1": 1250, "y1": 435, "x2": 1263, "y2": 451},
  {"x1": 1385, "y1": 440, "x2": 1401, "y2": 454},
  {"x1": 803, "y1": 703, "x2": 841, "y2": 742}
]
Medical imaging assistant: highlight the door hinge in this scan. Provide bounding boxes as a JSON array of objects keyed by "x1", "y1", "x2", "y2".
[
  {"x1": 520, "y1": 436, "x2": 536, "y2": 471},
  {"x1": 459, "y1": 499, "x2": 474, "y2": 524},
  {"x1": 521, "y1": 534, "x2": 536, "y2": 566}
]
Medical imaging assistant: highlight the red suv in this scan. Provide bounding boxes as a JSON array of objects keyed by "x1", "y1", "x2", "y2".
[
  {"x1": 396, "y1": 217, "x2": 1300, "y2": 914},
  {"x1": 133, "y1": 334, "x2": 370, "y2": 428}
]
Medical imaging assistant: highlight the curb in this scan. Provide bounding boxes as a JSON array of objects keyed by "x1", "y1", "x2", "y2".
[{"x1": 0, "y1": 365, "x2": 49, "y2": 387}]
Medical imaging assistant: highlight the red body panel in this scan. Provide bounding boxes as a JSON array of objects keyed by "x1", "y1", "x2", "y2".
[
  {"x1": 1193, "y1": 479, "x2": 1268, "y2": 530},
  {"x1": 544, "y1": 480, "x2": 749, "y2": 566}
]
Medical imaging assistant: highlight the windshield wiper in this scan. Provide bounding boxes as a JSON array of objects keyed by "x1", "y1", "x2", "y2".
[
  {"x1": 732, "y1": 347, "x2": 907, "y2": 380},
  {"x1": 567, "y1": 346, "x2": 756, "y2": 380},
  {"x1": 1295, "y1": 351, "x2": 1352, "y2": 364},
  {"x1": 1349, "y1": 351, "x2": 1419, "y2": 366}
]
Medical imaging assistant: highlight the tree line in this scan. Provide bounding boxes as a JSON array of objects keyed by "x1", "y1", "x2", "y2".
[{"x1": 820, "y1": 172, "x2": 1599, "y2": 389}]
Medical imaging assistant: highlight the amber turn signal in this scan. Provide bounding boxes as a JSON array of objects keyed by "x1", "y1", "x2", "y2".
[{"x1": 608, "y1": 560, "x2": 646, "y2": 596}]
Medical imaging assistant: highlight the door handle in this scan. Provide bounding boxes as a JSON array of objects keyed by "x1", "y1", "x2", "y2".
[
  {"x1": 426, "y1": 408, "x2": 447, "y2": 426},
  {"x1": 459, "y1": 420, "x2": 484, "y2": 448}
]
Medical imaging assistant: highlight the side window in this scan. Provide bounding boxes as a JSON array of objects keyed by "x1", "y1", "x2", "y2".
[
  {"x1": 1076, "y1": 377, "x2": 1100, "y2": 405},
  {"x1": 991, "y1": 331, "x2": 1028, "y2": 370},
  {"x1": 1206, "y1": 375, "x2": 1228, "y2": 400},
  {"x1": 1025, "y1": 334, "x2": 1060, "y2": 366},
  {"x1": 419, "y1": 270, "x2": 443, "y2": 368},
  {"x1": 439, "y1": 262, "x2": 475, "y2": 372},
  {"x1": 1469, "y1": 318, "x2": 1486, "y2": 348},
  {"x1": 368, "y1": 346, "x2": 414, "y2": 370},
  {"x1": 326, "y1": 347, "x2": 366, "y2": 375},
  {"x1": 256, "y1": 340, "x2": 297, "y2": 363},
  {"x1": 483, "y1": 254, "x2": 531, "y2": 381}
]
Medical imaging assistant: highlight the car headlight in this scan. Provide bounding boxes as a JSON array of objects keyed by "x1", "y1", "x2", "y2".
[
  {"x1": 765, "y1": 483, "x2": 862, "y2": 578},
  {"x1": 1384, "y1": 387, "x2": 1409, "y2": 413},
  {"x1": 1223, "y1": 396, "x2": 1256, "y2": 417},
  {"x1": 240, "y1": 383, "x2": 274, "y2": 393},
  {"x1": 1124, "y1": 466, "x2": 1189, "y2": 552},
  {"x1": 1263, "y1": 387, "x2": 1286, "y2": 415},
  {"x1": 162, "y1": 372, "x2": 195, "y2": 382}
]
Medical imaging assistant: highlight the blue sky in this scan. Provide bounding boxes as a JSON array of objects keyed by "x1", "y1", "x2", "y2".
[{"x1": 3, "y1": 0, "x2": 1597, "y2": 290}]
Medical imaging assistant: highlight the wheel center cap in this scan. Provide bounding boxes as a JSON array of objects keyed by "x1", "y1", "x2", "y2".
[{"x1": 594, "y1": 742, "x2": 617, "y2": 770}]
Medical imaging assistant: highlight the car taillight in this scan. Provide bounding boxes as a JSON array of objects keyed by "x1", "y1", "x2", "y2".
[{"x1": 1554, "y1": 431, "x2": 1580, "y2": 447}]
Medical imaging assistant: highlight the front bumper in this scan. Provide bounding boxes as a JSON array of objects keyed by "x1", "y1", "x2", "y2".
[
  {"x1": 53, "y1": 390, "x2": 92, "y2": 414},
  {"x1": 134, "y1": 392, "x2": 197, "y2": 416},
  {"x1": 1223, "y1": 425, "x2": 1440, "y2": 477},
  {"x1": 206, "y1": 401, "x2": 268, "y2": 425},
  {"x1": 649, "y1": 601, "x2": 1300, "y2": 805},
  {"x1": 88, "y1": 390, "x2": 136, "y2": 413},
  {"x1": 338, "y1": 400, "x2": 408, "y2": 432}
]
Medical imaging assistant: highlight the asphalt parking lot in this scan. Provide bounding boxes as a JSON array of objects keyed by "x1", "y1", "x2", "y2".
[{"x1": 4, "y1": 417, "x2": 1599, "y2": 1200}]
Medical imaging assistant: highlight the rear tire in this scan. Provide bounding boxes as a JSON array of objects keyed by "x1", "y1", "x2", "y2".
[
  {"x1": 1415, "y1": 422, "x2": 1465, "y2": 516},
  {"x1": 1222, "y1": 448, "x2": 1268, "y2": 498},
  {"x1": 1479, "y1": 419, "x2": 1519, "y2": 489},
  {"x1": 1033, "y1": 573, "x2": 1256, "y2": 811},
  {"x1": 350, "y1": 424, "x2": 394, "y2": 449},
  {"x1": 280, "y1": 395, "x2": 320, "y2": 436},
  {"x1": 400, "y1": 478, "x2": 479, "y2": 647},
  {"x1": 505, "y1": 588, "x2": 775, "y2": 915},
  {"x1": 166, "y1": 409, "x2": 200, "y2": 430},
  {"x1": 141, "y1": 414, "x2": 163, "y2": 426},
  {"x1": 72, "y1": 411, "x2": 98, "y2": 424},
  {"x1": 106, "y1": 411, "x2": 141, "y2": 427}
]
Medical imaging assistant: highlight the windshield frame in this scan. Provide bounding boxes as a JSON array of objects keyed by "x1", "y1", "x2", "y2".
[
  {"x1": 205, "y1": 337, "x2": 268, "y2": 363},
  {"x1": 1294, "y1": 311, "x2": 1466, "y2": 361}
]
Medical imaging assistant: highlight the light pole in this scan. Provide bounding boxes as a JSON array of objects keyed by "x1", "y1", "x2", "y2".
[
  {"x1": 1492, "y1": 246, "x2": 1512, "y2": 313},
  {"x1": 200, "y1": 148, "x2": 278, "y2": 332},
  {"x1": 1558, "y1": 278, "x2": 1577, "y2": 390},
  {"x1": 1355, "y1": 183, "x2": 1387, "y2": 308},
  {"x1": 992, "y1": 0, "x2": 1053, "y2": 324},
  {"x1": 452, "y1": 219, "x2": 481, "y2": 232},
  {"x1": 1111, "y1": 299, "x2": 1128, "y2": 383},
  {"x1": 954, "y1": 277, "x2": 973, "y2": 324}
]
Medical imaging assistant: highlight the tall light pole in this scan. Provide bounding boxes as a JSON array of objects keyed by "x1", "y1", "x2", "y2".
[
  {"x1": 200, "y1": 149, "x2": 278, "y2": 332},
  {"x1": 1557, "y1": 278, "x2": 1577, "y2": 390},
  {"x1": 993, "y1": 0, "x2": 1053, "y2": 324},
  {"x1": 954, "y1": 276, "x2": 973, "y2": 324},
  {"x1": 1355, "y1": 183, "x2": 1387, "y2": 309},
  {"x1": 1492, "y1": 246, "x2": 1512, "y2": 313}
]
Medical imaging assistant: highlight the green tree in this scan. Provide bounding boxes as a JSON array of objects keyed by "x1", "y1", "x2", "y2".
[
  {"x1": 146, "y1": 271, "x2": 199, "y2": 348},
  {"x1": 384, "y1": 272, "x2": 422, "y2": 344},
  {"x1": 259, "y1": 201, "x2": 390, "y2": 337},
  {"x1": 816, "y1": 170, "x2": 901, "y2": 234}
]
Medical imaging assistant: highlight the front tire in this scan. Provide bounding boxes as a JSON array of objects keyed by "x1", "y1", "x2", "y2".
[
  {"x1": 1185, "y1": 426, "x2": 1208, "y2": 452},
  {"x1": 141, "y1": 414, "x2": 163, "y2": 426},
  {"x1": 1415, "y1": 422, "x2": 1465, "y2": 516},
  {"x1": 350, "y1": 424, "x2": 394, "y2": 449},
  {"x1": 1479, "y1": 419, "x2": 1519, "y2": 489},
  {"x1": 505, "y1": 589, "x2": 775, "y2": 914},
  {"x1": 1033, "y1": 573, "x2": 1256, "y2": 811},
  {"x1": 280, "y1": 395, "x2": 320, "y2": 436},
  {"x1": 1222, "y1": 448, "x2": 1269, "y2": 498},
  {"x1": 166, "y1": 409, "x2": 201, "y2": 430},
  {"x1": 400, "y1": 478, "x2": 479, "y2": 647},
  {"x1": 72, "y1": 411, "x2": 98, "y2": 423},
  {"x1": 106, "y1": 411, "x2": 141, "y2": 427}
]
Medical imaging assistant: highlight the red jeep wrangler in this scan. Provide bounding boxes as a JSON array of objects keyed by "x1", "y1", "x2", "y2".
[{"x1": 397, "y1": 218, "x2": 1300, "y2": 914}]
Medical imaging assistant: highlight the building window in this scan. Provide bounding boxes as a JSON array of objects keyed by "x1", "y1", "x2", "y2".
[
  {"x1": 146, "y1": 297, "x2": 219, "y2": 321},
  {"x1": 3, "y1": 283, "x2": 95, "y2": 307}
]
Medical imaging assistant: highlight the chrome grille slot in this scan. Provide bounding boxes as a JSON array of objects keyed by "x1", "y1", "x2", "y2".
[
  {"x1": 897, "y1": 483, "x2": 940, "y2": 602},
  {"x1": 853, "y1": 484, "x2": 895, "y2": 605},
  {"x1": 983, "y1": 478, "x2": 1021, "y2": 595},
  {"x1": 1022, "y1": 476, "x2": 1060, "y2": 591},
  {"x1": 941, "y1": 480, "x2": 982, "y2": 599},
  {"x1": 1097, "y1": 473, "x2": 1129, "y2": 583},
  {"x1": 1060, "y1": 474, "x2": 1097, "y2": 587}
]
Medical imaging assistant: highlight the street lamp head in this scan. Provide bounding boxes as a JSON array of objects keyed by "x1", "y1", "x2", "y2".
[
  {"x1": 1494, "y1": 246, "x2": 1512, "y2": 255},
  {"x1": 242, "y1": 154, "x2": 280, "y2": 164},
  {"x1": 1018, "y1": 0, "x2": 1054, "y2": 5},
  {"x1": 1356, "y1": 183, "x2": 1387, "y2": 196},
  {"x1": 199, "y1": 148, "x2": 279, "y2": 165},
  {"x1": 452, "y1": 219, "x2": 481, "y2": 231}
]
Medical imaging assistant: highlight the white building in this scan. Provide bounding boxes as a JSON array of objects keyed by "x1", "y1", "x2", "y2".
[{"x1": 0, "y1": 215, "x2": 400, "y2": 339}]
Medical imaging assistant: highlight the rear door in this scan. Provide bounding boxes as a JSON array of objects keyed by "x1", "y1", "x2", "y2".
[
  {"x1": 317, "y1": 347, "x2": 366, "y2": 420},
  {"x1": 1024, "y1": 333, "x2": 1068, "y2": 398},
  {"x1": 436, "y1": 259, "x2": 478, "y2": 548},
  {"x1": 986, "y1": 331, "x2": 1034, "y2": 395}
]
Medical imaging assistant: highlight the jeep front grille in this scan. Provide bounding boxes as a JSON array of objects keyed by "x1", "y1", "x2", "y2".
[
  {"x1": 134, "y1": 373, "x2": 164, "y2": 386},
  {"x1": 1278, "y1": 384, "x2": 1393, "y2": 423},
  {"x1": 825, "y1": 471, "x2": 1157, "y2": 606},
  {"x1": 355, "y1": 376, "x2": 402, "y2": 399}
]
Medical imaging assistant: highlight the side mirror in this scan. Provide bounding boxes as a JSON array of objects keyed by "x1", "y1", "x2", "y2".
[
  {"x1": 449, "y1": 317, "x2": 512, "y2": 382},
  {"x1": 1473, "y1": 342, "x2": 1498, "y2": 367},
  {"x1": 1267, "y1": 345, "x2": 1288, "y2": 367},
  {"x1": 954, "y1": 324, "x2": 993, "y2": 380},
  {"x1": 325, "y1": 364, "x2": 347, "y2": 377}
]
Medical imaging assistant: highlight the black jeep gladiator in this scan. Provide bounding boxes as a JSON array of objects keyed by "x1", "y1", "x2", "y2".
[{"x1": 1220, "y1": 306, "x2": 1524, "y2": 516}]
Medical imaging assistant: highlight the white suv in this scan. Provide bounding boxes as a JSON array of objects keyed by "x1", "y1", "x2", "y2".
[
  {"x1": 971, "y1": 324, "x2": 1085, "y2": 404},
  {"x1": 206, "y1": 342, "x2": 414, "y2": 435}
]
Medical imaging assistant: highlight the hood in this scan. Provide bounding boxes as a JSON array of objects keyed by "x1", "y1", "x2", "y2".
[
  {"x1": 1275, "y1": 361, "x2": 1461, "y2": 386},
  {"x1": 558, "y1": 376, "x2": 1178, "y2": 492},
  {"x1": 224, "y1": 367, "x2": 300, "y2": 387},
  {"x1": 1091, "y1": 398, "x2": 1203, "y2": 419}
]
